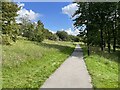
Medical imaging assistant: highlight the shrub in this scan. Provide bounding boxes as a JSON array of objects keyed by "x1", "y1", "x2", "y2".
[
  {"x1": 35, "y1": 34, "x2": 44, "y2": 42},
  {"x1": 56, "y1": 31, "x2": 69, "y2": 41},
  {"x1": 1, "y1": 34, "x2": 11, "y2": 45},
  {"x1": 73, "y1": 36, "x2": 80, "y2": 42},
  {"x1": 48, "y1": 34, "x2": 58, "y2": 41}
]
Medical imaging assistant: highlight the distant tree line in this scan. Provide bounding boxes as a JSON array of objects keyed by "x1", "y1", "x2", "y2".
[
  {"x1": 56, "y1": 31, "x2": 80, "y2": 42},
  {"x1": 73, "y1": 2, "x2": 120, "y2": 55},
  {"x1": 1, "y1": 2, "x2": 80, "y2": 45}
]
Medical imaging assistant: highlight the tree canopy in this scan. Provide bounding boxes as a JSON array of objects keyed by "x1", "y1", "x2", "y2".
[
  {"x1": 1, "y1": 2, "x2": 20, "y2": 44},
  {"x1": 73, "y1": 2, "x2": 120, "y2": 54}
]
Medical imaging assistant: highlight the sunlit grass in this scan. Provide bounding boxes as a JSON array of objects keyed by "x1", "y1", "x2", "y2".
[
  {"x1": 80, "y1": 44, "x2": 119, "y2": 88},
  {"x1": 2, "y1": 39, "x2": 75, "y2": 88}
]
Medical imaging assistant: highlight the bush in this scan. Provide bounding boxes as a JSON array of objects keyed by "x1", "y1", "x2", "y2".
[
  {"x1": 68, "y1": 35, "x2": 80, "y2": 42},
  {"x1": 48, "y1": 34, "x2": 58, "y2": 41},
  {"x1": 11, "y1": 34, "x2": 17, "y2": 42},
  {"x1": 1, "y1": 34, "x2": 11, "y2": 45},
  {"x1": 56, "y1": 31, "x2": 69, "y2": 41},
  {"x1": 35, "y1": 34, "x2": 44, "y2": 42},
  {"x1": 73, "y1": 36, "x2": 80, "y2": 42}
]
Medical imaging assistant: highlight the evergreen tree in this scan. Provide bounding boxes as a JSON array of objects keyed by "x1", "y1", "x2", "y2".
[{"x1": 2, "y1": 2, "x2": 20, "y2": 44}]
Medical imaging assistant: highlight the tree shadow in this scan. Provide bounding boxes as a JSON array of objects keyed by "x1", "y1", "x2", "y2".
[
  {"x1": 82, "y1": 44, "x2": 120, "y2": 64},
  {"x1": 33, "y1": 41, "x2": 75, "y2": 56},
  {"x1": 33, "y1": 42, "x2": 84, "y2": 58},
  {"x1": 91, "y1": 46, "x2": 120, "y2": 63},
  {"x1": 71, "y1": 46, "x2": 84, "y2": 58}
]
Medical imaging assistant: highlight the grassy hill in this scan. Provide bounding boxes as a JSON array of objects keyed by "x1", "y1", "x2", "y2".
[
  {"x1": 2, "y1": 38, "x2": 119, "y2": 88},
  {"x1": 2, "y1": 38, "x2": 75, "y2": 88}
]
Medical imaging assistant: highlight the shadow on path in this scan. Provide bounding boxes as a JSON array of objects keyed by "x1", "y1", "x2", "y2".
[{"x1": 40, "y1": 44, "x2": 93, "y2": 88}]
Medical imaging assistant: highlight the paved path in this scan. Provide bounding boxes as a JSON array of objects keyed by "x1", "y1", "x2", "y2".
[{"x1": 41, "y1": 44, "x2": 92, "y2": 88}]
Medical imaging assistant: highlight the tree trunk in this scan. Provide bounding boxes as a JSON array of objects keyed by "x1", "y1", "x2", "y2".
[
  {"x1": 87, "y1": 2, "x2": 90, "y2": 56},
  {"x1": 113, "y1": 30, "x2": 116, "y2": 52},
  {"x1": 87, "y1": 45, "x2": 90, "y2": 56},
  {"x1": 87, "y1": 28, "x2": 90, "y2": 56},
  {"x1": 113, "y1": 6, "x2": 117, "y2": 52},
  {"x1": 107, "y1": 29, "x2": 111, "y2": 53},
  {"x1": 100, "y1": 28, "x2": 104, "y2": 51}
]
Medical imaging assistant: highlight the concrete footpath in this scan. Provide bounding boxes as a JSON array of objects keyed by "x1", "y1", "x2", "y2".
[{"x1": 40, "y1": 44, "x2": 92, "y2": 88}]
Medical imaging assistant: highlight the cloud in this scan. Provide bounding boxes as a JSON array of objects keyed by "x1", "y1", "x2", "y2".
[
  {"x1": 60, "y1": 28, "x2": 79, "y2": 36},
  {"x1": 17, "y1": 2, "x2": 25, "y2": 9},
  {"x1": 62, "y1": 3, "x2": 78, "y2": 17},
  {"x1": 47, "y1": 28, "x2": 80, "y2": 36},
  {"x1": 16, "y1": 3, "x2": 41, "y2": 23},
  {"x1": 17, "y1": 9, "x2": 39, "y2": 21},
  {"x1": 49, "y1": 30, "x2": 56, "y2": 34}
]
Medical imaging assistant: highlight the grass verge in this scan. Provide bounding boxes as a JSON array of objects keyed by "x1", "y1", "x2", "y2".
[
  {"x1": 80, "y1": 44, "x2": 119, "y2": 88},
  {"x1": 2, "y1": 39, "x2": 75, "y2": 88}
]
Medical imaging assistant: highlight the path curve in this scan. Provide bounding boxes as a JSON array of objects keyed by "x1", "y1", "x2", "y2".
[{"x1": 41, "y1": 44, "x2": 92, "y2": 88}]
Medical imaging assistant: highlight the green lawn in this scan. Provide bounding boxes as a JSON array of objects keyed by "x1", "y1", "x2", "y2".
[
  {"x1": 80, "y1": 44, "x2": 119, "y2": 88},
  {"x1": 2, "y1": 38, "x2": 75, "y2": 88}
]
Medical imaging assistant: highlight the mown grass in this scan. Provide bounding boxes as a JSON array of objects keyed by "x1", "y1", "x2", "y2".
[
  {"x1": 80, "y1": 44, "x2": 119, "y2": 88},
  {"x1": 2, "y1": 38, "x2": 75, "y2": 88}
]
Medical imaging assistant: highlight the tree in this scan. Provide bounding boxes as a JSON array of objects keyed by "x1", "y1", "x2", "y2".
[
  {"x1": 56, "y1": 31, "x2": 69, "y2": 41},
  {"x1": 73, "y1": 2, "x2": 119, "y2": 54},
  {"x1": 19, "y1": 17, "x2": 45, "y2": 42},
  {"x1": 2, "y1": 2, "x2": 20, "y2": 44},
  {"x1": 19, "y1": 14, "x2": 31, "y2": 37},
  {"x1": 48, "y1": 34, "x2": 58, "y2": 41},
  {"x1": 34, "y1": 20, "x2": 44, "y2": 42},
  {"x1": 73, "y1": 2, "x2": 91, "y2": 55},
  {"x1": 69, "y1": 35, "x2": 80, "y2": 42},
  {"x1": 117, "y1": 2, "x2": 120, "y2": 46}
]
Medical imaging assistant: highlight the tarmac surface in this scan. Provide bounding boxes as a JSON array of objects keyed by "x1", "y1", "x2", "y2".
[{"x1": 41, "y1": 44, "x2": 92, "y2": 88}]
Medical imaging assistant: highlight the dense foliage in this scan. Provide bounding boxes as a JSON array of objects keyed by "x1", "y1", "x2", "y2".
[
  {"x1": 56, "y1": 31, "x2": 80, "y2": 42},
  {"x1": 56, "y1": 31, "x2": 69, "y2": 41},
  {"x1": 1, "y1": 2, "x2": 20, "y2": 44},
  {"x1": 73, "y1": 2, "x2": 120, "y2": 54}
]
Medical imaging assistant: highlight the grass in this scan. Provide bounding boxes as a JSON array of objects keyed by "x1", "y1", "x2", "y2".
[
  {"x1": 2, "y1": 38, "x2": 75, "y2": 88},
  {"x1": 80, "y1": 44, "x2": 119, "y2": 88},
  {"x1": 0, "y1": 38, "x2": 2, "y2": 90}
]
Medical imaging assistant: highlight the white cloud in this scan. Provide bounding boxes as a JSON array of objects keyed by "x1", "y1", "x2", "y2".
[
  {"x1": 16, "y1": 3, "x2": 41, "y2": 23},
  {"x1": 65, "y1": 28, "x2": 73, "y2": 35},
  {"x1": 17, "y1": 2, "x2": 25, "y2": 9},
  {"x1": 62, "y1": 3, "x2": 80, "y2": 36},
  {"x1": 60, "y1": 28, "x2": 79, "y2": 36},
  {"x1": 49, "y1": 30, "x2": 56, "y2": 34},
  {"x1": 62, "y1": 3, "x2": 78, "y2": 17}
]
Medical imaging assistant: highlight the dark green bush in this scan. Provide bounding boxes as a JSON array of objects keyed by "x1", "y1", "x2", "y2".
[
  {"x1": 48, "y1": 34, "x2": 58, "y2": 41},
  {"x1": 1, "y1": 34, "x2": 11, "y2": 45},
  {"x1": 35, "y1": 34, "x2": 44, "y2": 42},
  {"x1": 73, "y1": 36, "x2": 80, "y2": 42}
]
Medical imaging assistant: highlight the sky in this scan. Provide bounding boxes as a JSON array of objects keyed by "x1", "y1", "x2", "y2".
[{"x1": 16, "y1": 2, "x2": 80, "y2": 36}]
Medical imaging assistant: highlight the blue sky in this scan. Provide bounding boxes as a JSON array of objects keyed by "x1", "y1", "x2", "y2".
[{"x1": 16, "y1": 2, "x2": 80, "y2": 35}]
